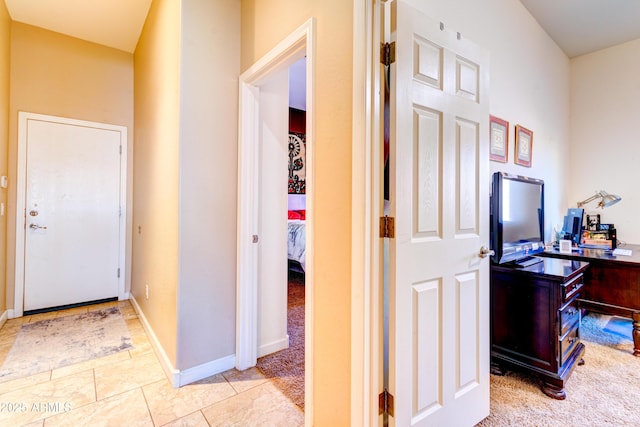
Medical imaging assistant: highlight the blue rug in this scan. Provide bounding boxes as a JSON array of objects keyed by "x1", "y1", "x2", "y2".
[{"x1": 603, "y1": 315, "x2": 633, "y2": 339}]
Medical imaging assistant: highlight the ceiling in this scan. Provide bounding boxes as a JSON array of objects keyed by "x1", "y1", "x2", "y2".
[
  {"x1": 4, "y1": 0, "x2": 152, "y2": 53},
  {"x1": 4, "y1": 1, "x2": 640, "y2": 58},
  {"x1": 519, "y1": 0, "x2": 640, "y2": 58}
]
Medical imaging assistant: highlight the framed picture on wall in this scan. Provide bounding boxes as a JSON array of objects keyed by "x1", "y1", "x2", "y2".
[
  {"x1": 489, "y1": 115, "x2": 509, "y2": 162},
  {"x1": 514, "y1": 124, "x2": 533, "y2": 167}
]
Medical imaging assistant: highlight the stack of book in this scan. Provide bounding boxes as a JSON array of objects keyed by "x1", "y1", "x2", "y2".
[{"x1": 581, "y1": 230, "x2": 615, "y2": 249}]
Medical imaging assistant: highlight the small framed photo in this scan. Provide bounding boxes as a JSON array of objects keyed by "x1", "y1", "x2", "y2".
[
  {"x1": 514, "y1": 125, "x2": 533, "y2": 167},
  {"x1": 489, "y1": 115, "x2": 509, "y2": 162},
  {"x1": 586, "y1": 214, "x2": 601, "y2": 231},
  {"x1": 559, "y1": 239, "x2": 572, "y2": 254}
]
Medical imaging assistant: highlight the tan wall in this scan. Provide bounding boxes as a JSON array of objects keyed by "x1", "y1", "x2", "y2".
[
  {"x1": 570, "y1": 39, "x2": 640, "y2": 243},
  {"x1": 242, "y1": 1, "x2": 353, "y2": 424},
  {"x1": 175, "y1": 0, "x2": 240, "y2": 369},
  {"x1": 7, "y1": 23, "x2": 134, "y2": 311},
  {"x1": 0, "y1": 2, "x2": 10, "y2": 313},
  {"x1": 132, "y1": 0, "x2": 181, "y2": 365}
]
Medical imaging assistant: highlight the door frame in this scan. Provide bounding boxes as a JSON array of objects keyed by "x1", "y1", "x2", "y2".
[
  {"x1": 351, "y1": 0, "x2": 382, "y2": 425},
  {"x1": 236, "y1": 18, "x2": 315, "y2": 425},
  {"x1": 14, "y1": 112, "x2": 128, "y2": 317}
]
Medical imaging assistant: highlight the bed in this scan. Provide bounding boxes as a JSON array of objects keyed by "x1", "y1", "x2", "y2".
[{"x1": 288, "y1": 194, "x2": 306, "y2": 272}]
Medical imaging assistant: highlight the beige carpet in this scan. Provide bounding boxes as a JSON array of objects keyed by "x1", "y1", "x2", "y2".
[
  {"x1": 478, "y1": 312, "x2": 640, "y2": 426},
  {"x1": 0, "y1": 307, "x2": 133, "y2": 383},
  {"x1": 256, "y1": 272, "x2": 305, "y2": 410}
]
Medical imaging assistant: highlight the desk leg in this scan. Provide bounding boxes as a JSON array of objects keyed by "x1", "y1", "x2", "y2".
[{"x1": 633, "y1": 312, "x2": 640, "y2": 357}]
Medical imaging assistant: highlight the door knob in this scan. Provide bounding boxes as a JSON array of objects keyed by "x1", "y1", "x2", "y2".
[
  {"x1": 479, "y1": 246, "x2": 495, "y2": 258},
  {"x1": 29, "y1": 224, "x2": 47, "y2": 230}
]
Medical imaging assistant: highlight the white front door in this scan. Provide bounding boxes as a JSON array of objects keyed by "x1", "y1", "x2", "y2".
[
  {"x1": 19, "y1": 113, "x2": 126, "y2": 312},
  {"x1": 387, "y1": 1, "x2": 490, "y2": 425}
]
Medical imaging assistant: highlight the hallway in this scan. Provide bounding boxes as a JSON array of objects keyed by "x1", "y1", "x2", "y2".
[{"x1": 0, "y1": 300, "x2": 304, "y2": 426}]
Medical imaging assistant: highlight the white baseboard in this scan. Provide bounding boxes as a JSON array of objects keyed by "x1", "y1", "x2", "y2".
[
  {"x1": 0, "y1": 310, "x2": 8, "y2": 329},
  {"x1": 177, "y1": 354, "x2": 236, "y2": 387},
  {"x1": 128, "y1": 296, "x2": 235, "y2": 387},
  {"x1": 258, "y1": 335, "x2": 290, "y2": 358},
  {"x1": 129, "y1": 296, "x2": 179, "y2": 385}
]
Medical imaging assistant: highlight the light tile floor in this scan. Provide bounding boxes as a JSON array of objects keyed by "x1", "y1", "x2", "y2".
[{"x1": 0, "y1": 300, "x2": 304, "y2": 427}]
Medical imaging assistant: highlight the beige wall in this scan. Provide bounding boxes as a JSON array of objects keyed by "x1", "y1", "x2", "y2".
[
  {"x1": 7, "y1": 23, "x2": 134, "y2": 310},
  {"x1": 132, "y1": 0, "x2": 241, "y2": 376},
  {"x1": 242, "y1": 1, "x2": 353, "y2": 424},
  {"x1": 132, "y1": 0, "x2": 181, "y2": 365},
  {"x1": 0, "y1": 2, "x2": 10, "y2": 313},
  {"x1": 570, "y1": 39, "x2": 640, "y2": 244},
  {"x1": 175, "y1": 0, "x2": 240, "y2": 369}
]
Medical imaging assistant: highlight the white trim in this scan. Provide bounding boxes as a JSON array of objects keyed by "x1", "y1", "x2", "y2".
[
  {"x1": 177, "y1": 354, "x2": 236, "y2": 387},
  {"x1": 236, "y1": 18, "x2": 315, "y2": 426},
  {"x1": 258, "y1": 335, "x2": 290, "y2": 358},
  {"x1": 236, "y1": 82, "x2": 259, "y2": 371},
  {"x1": 129, "y1": 295, "x2": 179, "y2": 385},
  {"x1": 129, "y1": 295, "x2": 236, "y2": 388},
  {"x1": 353, "y1": 1, "x2": 383, "y2": 425},
  {"x1": 15, "y1": 112, "x2": 128, "y2": 317},
  {"x1": 304, "y1": 23, "x2": 316, "y2": 427}
]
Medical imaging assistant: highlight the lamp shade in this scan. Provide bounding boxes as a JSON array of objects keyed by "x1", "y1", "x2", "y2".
[
  {"x1": 600, "y1": 191, "x2": 621, "y2": 208},
  {"x1": 577, "y1": 190, "x2": 622, "y2": 209}
]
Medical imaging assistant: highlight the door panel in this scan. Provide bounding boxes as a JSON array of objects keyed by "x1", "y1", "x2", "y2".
[
  {"x1": 412, "y1": 279, "x2": 441, "y2": 414},
  {"x1": 414, "y1": 107, "x2": 441, "y2": 238},
  {"x1": 388, "y1": 1, "x2": 490, "y2": 425},
  {"x1": 24, "y1": 119, "x2": 122, "y2": 311}
]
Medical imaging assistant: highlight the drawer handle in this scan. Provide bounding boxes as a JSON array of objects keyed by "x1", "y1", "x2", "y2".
[
  {"x1": 566, "y1": 309, "x2": 577, "y2": 317},
  {"x1": 568, "y1": 337, "x2": 578, "y2": 344}
]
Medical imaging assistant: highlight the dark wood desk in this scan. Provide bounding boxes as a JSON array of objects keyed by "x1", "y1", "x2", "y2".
[{"x1": 541, "y1": 244, "x2": 640, "y2": 356}]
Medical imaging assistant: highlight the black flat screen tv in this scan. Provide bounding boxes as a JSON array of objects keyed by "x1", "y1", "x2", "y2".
[{"x1": 490, "y1": 172, "x2": 545, "y2": 266}]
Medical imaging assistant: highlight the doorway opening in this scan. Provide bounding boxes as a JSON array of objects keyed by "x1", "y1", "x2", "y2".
[
  {"x1": 254, "y1": 56, "x2": 307, "y2": 411},
  {"x1": 236, "y1": 19, "x2": 315, "y2": 423}
]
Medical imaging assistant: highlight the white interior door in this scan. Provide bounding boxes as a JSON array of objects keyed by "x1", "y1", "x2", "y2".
[
  {"x1": 387, "y1": 1, "x2": 490, "y2": 425},
  {"x1": 257, "y1": 67, "x2": 290, "y2": 357},
  {"x1": 22, "y1": 115, "x2": 124, "y2": 312}
]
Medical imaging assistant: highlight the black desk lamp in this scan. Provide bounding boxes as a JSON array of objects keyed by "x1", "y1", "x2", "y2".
[{"x1": 577, "y1": 190, "x2": 622, "y2": 209}]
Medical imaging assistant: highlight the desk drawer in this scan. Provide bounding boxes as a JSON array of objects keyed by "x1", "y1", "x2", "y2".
[
  {"x1": 559, "y1": 324, "x2": 580, "y2": 367},
  {"x1": 559, "y1": 297, "x2": 581, "y2": 337},
  {"x1": 562, "y1": 275, "x2": 583, "y2": 303}
]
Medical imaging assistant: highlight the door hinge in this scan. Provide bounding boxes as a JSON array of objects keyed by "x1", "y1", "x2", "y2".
[
  {"x1": 381, "y1": 42, "x2": 396, "y2": 66},
  {"x1": 380, "y1": 216, "x2": 395, "y2": 238},
  {"x1": 119, "y1": 145, "x2": 122, "y2": 155},
  {"x1": 379, "y1": 389, "x2": 394, "y2": 416},
  {"x1": 117, "y1": 268, "x2": 120, "y2": 278}
]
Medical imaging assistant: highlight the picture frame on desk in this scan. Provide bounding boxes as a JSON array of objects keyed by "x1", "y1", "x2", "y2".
[
  {"x1": 559, "y1": 239, "x2": 572, "y2": 254},
  {"x1": 515, "y1": 124, "x2": 533, "y2": 167},
  {"x1": 587, "y1": 214, "x2": 600, "y2": 231}
]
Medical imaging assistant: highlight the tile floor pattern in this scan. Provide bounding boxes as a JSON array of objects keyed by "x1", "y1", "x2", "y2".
[{"x1": 0, "y1": 300, "x2": 304, "y2": 426}]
